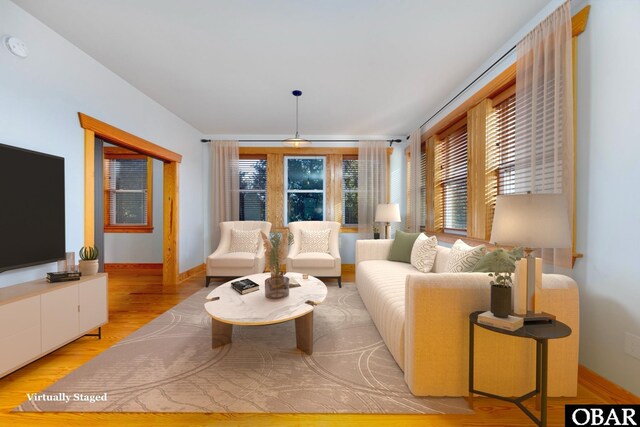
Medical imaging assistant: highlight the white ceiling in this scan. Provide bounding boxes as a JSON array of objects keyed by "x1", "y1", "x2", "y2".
[{"x1": 13, "y1": 0, "x2": 549, "y2": 137}]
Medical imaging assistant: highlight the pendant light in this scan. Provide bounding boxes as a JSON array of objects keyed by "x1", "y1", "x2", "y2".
[{"x1": 283, "y1": 90, "x2": 311, "y2": 147}]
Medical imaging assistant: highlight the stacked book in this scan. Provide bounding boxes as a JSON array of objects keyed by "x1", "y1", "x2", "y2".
[
  {"x1": 231, "y1": 278, "x2": 260, "y2": 295},
  {"x1": 477, "y1": 311, "x2": 524, "y2": 332},
  {"x1": 47, "y1": 271, "x2": 81, "y2": 283}
]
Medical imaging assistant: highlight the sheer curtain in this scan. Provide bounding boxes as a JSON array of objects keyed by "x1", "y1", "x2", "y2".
[
  {"x1": 407, "y1": 128, "x2": 422, "y2": 232},
  {"x1": 514, "y1": 0, "x2": 573, "y2": 268},
  {"x1": 358, "y1": 141, "x2": 388, "y2": 238},
  {"x1": 210, "y1": 140, "x2": 239, "y2": 250}
]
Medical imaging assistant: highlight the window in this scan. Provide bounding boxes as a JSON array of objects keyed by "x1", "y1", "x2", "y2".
[
  {"x1": 239, "y1": 156, "x2": 267, "y2": 221},
  {"x1": 342, "y1": 157, "x2": 358, "y2": 225},
  {"x1": 284, "y1": 156, "x2": 325, "y2": 224},
  {"x1": 491, "y1": 93, "x2": 517, "y2": 196},
  {"x1": 103, "y1": 147, "x2": 153, "y2": 233},
  {"x1": 436, "y1": 124, "x2": 468, "y2": 234},
  {"x1": 486, "y1": 91, "x2": 516, "y2": 235},
  {"x1": 419, "y1": 149, "x2": 427, "y2": 229}
]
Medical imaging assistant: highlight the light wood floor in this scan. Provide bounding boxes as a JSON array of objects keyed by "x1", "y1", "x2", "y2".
[{"x1": 0, "y1": 270, "x2": 624, "y2": 426}]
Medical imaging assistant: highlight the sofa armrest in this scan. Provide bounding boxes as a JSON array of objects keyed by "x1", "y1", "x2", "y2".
[
  {"x1": 355, "y1": 239, "x2": 394, "y2": 264},
  {"x1": 404, "y1": 272, "x2": 579, "y2": 397},
  {"x1": 404, "y1": 272, "x2": 492, "y2": 396},
  {"x1": 536, "y1": 274, "x2": 580, "y2": 396}
]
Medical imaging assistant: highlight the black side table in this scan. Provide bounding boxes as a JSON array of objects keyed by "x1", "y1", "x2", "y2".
[{"x1": 468, "y1": 311, "x2": 571, "y2": 427}]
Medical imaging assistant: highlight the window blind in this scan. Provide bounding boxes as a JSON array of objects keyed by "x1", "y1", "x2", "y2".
[
  {"x1": 513, "y1": 82, "x2": 566, "y2": 194},
  {"x1": 436, "y1": 125, "x2": 468, "y2": 232},
  {"x1": 486, "y1": 93, "x2": 517, "y2": 233},
  {"x1": 342, "y1": 158, "x2": 358, "y2": 225},
  {"x1": 420, "y1": 149, "x2": 427, "y2": 228},
  {"x1": 106, "y1": 158, "x2": 148, "y2": 225},
  {"x1": 238, "y1": 158, "x2": 267, "y2": 221}
]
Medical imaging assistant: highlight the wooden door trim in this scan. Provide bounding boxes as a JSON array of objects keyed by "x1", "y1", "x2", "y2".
[{"x1": 79, "y1": 113, "x2": 181, "y2": 285}]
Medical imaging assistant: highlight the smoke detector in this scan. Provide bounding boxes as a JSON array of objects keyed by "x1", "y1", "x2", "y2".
[{"x1": 3, "y1": 36, "x2": 29, "y2": 58}]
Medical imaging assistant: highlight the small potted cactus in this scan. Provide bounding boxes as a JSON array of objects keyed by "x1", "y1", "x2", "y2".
[{"x1": 78, "y1": 245, "x2": 99, "y2": 276}]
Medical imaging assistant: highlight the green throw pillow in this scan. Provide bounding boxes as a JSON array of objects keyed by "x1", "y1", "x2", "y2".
[
  {"x1": 472, "y1": 247, "x2": 524, "y2": 273},
  {"x1": 388, "y1": 230, "x2": 422, "y2": 263}
]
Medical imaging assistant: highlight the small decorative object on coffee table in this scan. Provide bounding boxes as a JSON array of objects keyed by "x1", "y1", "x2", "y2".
[
  {"x1": 262, "y1": 231, "x2": 293, "y2": 299},
  {"x1": 473, "y1": 247, "x2": 523, "y2": 318},
  {"x1": 469, "y1": 311, "x2": 571, "y2": 427}
]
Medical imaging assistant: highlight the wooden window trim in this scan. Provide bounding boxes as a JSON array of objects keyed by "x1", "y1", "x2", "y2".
[
  {"x1": 240, "y1": 147, "x2": 391, "y2": 232},
  {"x1": 103, "y1": 147, "x2": 153, "y2": 233}
]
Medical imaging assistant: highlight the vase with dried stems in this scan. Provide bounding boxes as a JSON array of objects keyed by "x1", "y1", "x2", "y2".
[{"x1": 261, "y1": 231, "x2": 294, "y2": 299}]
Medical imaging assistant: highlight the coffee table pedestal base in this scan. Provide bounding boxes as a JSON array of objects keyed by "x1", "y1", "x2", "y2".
[
  {"x1": 295, "y1": 312, "x2": 313, "y2": 355},
  {"x1": 211, "y1": 319, "x2": 232, "y2": 349},
  {"x1": 211, "y1": 313, "x2": 314, "y2": 355}
]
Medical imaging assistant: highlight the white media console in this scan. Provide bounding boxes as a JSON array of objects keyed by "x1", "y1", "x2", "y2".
[{"x1": 0, "y1": 273, "x2": 108, "y2": 378}]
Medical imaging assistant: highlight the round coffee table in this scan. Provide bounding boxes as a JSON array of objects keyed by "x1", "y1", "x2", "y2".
[{"x1": 204, "y1": 272, "x2": 327, "y2": 355}]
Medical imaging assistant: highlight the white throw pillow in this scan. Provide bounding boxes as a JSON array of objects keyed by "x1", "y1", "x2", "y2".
[
  {"x1": 445, "y1": 239, "x2": 486, "y2": 272},
  {"x1": 299, "y1": 229, "x2": 331, "y2": 253},
  {"x1": 410, "y1": 234, "x2": 438, "y2": 273},
  {"x1": 228, "y1": 229, "x2": 260, "y2": 253}
]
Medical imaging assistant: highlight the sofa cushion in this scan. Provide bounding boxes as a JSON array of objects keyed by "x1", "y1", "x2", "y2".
[
  {"x1": 432, "y1": 246, "x2": 451, "y2": 273},
  {"x1": 410, "y1": 234, "x2": 438, "y2": 273},
  {"x1": 356, "y1": 260, "x2": 420, "y2": 370},
  {"x1": 208, "y1": 252, "x2": 256, "y2": 268},
  {"x1": 388, "y1": 230, "x2": 422, "y2": 263},
  {"x1": 290, "y1": 252, "x2": 336, "y2": 268},
  {"x1": 445, "y1": 239, "x2": 486, "y2": 272}
]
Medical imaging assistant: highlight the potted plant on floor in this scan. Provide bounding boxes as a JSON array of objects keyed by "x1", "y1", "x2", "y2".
[
  {"x1": 473, "y1": 247, "x2": 523, "y2": 318},
  {"x1": 78, "y1": 245, "x2": 99, "y2": 276},
  {"x1": 261, "y1": 232, "x2": 294, "y2": 299}
]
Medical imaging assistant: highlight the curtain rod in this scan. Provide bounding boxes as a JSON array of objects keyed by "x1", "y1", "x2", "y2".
[
  {"x1": 417, "y1": 45, "x2": 516, "y2": 130},
  {"x1": 201, "y1": 139, "x2": 402, "y2": 144}
]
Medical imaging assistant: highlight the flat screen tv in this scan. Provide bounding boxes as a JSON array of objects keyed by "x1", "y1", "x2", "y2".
[{"x1": 0, "y1": 143, "x2": 65, "y2": 273}]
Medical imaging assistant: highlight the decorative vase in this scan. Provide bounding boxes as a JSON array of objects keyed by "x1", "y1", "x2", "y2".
[
  {"x1": 373, "y1": 232, "x2": 380, "y2": 240},
  {"x1": 265, "y1": 276, "x2": 289, "y2": 299},
  {"x1": 490, "y1": 286, "x2": 511, "y2": 318},
  {"x1": 79, "y1": 259, "x2": 99, "y2": 276}
]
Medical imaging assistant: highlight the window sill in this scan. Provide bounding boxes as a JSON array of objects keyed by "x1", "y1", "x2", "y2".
[{"x1": 105, "y1": 226, "x2": 154, "y2": 234}]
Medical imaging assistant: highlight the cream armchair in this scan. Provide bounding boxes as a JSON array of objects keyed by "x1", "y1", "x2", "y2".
[
  {"x1": 286, "y1": 221, "x2": 342, "y2": 287},
  {"x1": 205, "y1": 221, "x2": 272, "y2": 287}
]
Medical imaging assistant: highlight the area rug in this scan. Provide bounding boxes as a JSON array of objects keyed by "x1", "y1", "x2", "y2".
[{"x1": 15, "y1": 284, "x2": 472, "y2": 414}]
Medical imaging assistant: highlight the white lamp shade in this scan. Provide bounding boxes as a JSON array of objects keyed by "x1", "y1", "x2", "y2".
[
  {"x1": 490, "y1": 194, "x2": 571, "y2": 249},
  {"x1": 375, "y1": 203, "x2": 401, "y2": 223}
]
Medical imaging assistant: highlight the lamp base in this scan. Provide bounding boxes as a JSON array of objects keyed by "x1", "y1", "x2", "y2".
[{"x1": 516, "y1": 311, "x2": 556, "y2": 324}]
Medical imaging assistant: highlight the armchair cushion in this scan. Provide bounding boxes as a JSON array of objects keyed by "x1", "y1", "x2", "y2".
[
  {"x1": 290, "y1": 252, "x2": 336, "y2": 269},
  {"x1": 229, "y1": 228, "x2": 261, "y2": 254},
  {"x1": 208, "y1": 252, "x2": 257, "y2": 268},
  {"x1": 299, "y1": 229, "x2": 330, "y2": 253}
]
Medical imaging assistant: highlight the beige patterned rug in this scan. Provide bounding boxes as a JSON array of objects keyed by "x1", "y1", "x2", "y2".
[{"x1": 15, "y1": 284, "x2": 471, "y2": 414}]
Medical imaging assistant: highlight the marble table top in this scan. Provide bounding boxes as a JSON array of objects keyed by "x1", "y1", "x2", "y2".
[{"x1": 204, "y1": 273, "x2": 327, "y2": 326}]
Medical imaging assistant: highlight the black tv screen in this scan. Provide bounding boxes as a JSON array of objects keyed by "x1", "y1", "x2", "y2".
[{"x1": 0, "y1": 143, "x2": 65, "y2": 273}]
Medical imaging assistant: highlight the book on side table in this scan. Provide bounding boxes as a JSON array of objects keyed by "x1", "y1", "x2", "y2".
[
  {"x1": 477, "y1": 311, "x2": 524, "y2": 331},
  {"x1": 231, "y1": 278, "x2": 260, "y2": 295}
]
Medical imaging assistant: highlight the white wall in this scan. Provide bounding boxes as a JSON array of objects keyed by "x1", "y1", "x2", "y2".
[
  {"x1": 103, "y1": 158, "x2": 164, "y2": 263},
  {"x1": 573, "y1": 0, "x2": 640, "y2": 395},
  {"x1": 0, "y1": 0, "x2": 204, "y2": 287}
]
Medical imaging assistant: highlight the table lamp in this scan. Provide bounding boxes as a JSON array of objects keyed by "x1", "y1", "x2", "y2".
[
  {"x1": 375, "y1": 203, "x2": 401, "y2": 239},
  {"x1": 490, "y1": 194, "x2": 571, "y2": 322}
]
